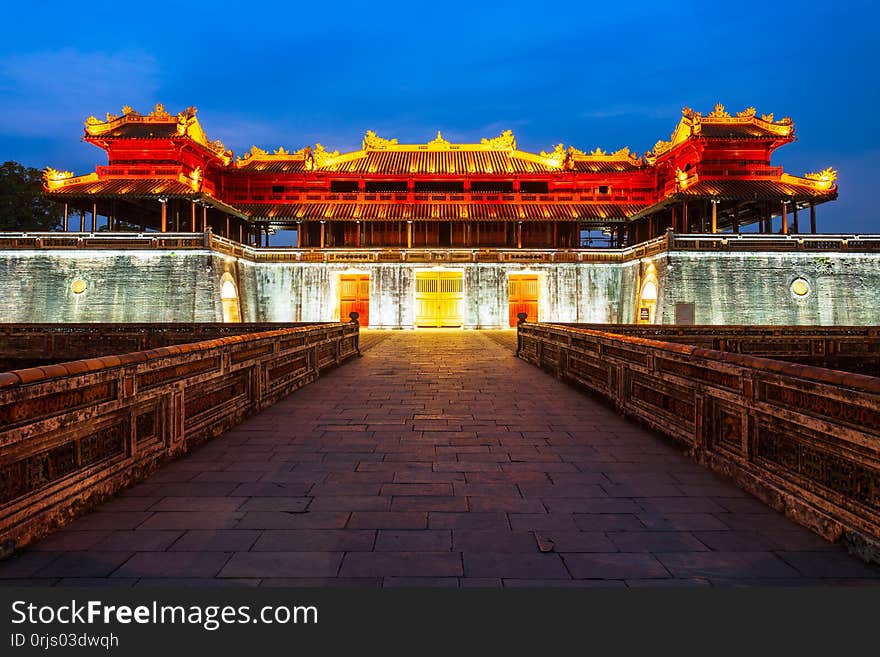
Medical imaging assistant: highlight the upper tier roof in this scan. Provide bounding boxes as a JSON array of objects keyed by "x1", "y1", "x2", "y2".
[
  {"x1": 645, "y1": 104, "x2": 795, "y2": 163},
  {"x1": 84, "y1": 104, "x2": 231, "y2": 163},
  {"x1": 233, "y1": 130, "x2": 647, "y2": 176}
]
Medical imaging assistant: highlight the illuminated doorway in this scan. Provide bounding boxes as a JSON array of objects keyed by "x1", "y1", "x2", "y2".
[
  {"x1": 508, "y1": 274, "x2": 539, "y2": 326},
  {"x1": 220, "y1": 273, "x2": 241, "y2": 323},
  {"x1": 637, "y1": 277, "x2": 658, "y2": 324},
  {"x1": 415, "y1": 271, "x2": 463, "y2": 327},
  {"x1": 339, "y1": 273, "x2": 370, "y2": 326}
]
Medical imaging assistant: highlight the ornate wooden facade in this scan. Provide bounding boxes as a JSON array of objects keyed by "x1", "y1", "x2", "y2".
[{"x1": 44, "y1": 103, "x2": 838, "y2": 248}]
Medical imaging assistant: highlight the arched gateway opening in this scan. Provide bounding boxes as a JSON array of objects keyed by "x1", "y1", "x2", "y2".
[{"x1": 220, "y1": 273, "x2": 241, "y2": 323}]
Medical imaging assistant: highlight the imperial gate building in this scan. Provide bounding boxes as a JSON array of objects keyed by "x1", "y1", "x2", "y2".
[{"x1": 12, "y1": 102, "x2": 878, "y2": 327}]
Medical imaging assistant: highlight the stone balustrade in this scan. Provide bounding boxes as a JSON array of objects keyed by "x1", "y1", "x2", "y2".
[
  {"x1": 0, "y1": 322, "x2": 359, "y2": 550},
  {"x1": 547, "y1": 324, "x2": 880, "y2": 375},
  {"x1": 517, "y1": 322, "x2": 880, "y2": 562}
]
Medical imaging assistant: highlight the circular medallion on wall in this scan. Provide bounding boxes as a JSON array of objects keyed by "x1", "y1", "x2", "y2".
[
  {"x1": 71, "y1": 278, "x2": 87, "y2": 295},
  {"x1": 789, "y1": 277, "x2": 812, "y2": 299}
]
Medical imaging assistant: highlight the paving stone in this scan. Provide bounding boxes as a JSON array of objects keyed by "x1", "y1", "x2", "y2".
[
  {"x1": 532, "y1": 531, "x2": 617, "y2": 553},
  {"x1": 375, "y1": 530, "x2": 452, "y2": 551},
  {"x1": 140, "y1": 512, "x2": 243, "y2": 530},
  {"x1": 776, "y1": 551, "x2": 880, "y2": 578},
  {"x1": 114, "y1": 552, "x2": 232, "y2": 578},
  {"x1": 236, "y1": 511, "x2": 349, "y2": 530},
  {"x1": 340, "y1": 552, "x2": 462, "y2": 578},
  {"x1": 349, "y1": 512, "x2": 428, "y2": 529},
  {"x1": 608, "y1": 531, "x2": 709, "y2": 553},
  {"x1": 563, "y1": 553, "x2": 671, "y2": 580},
  {"x1": 429, "y1": 512, "x2": 509, "y2": 529},
  {"x1": 655, "y1": 552, "x2": 802, "y2": 579},
  {"x1": 453, "y1": 530, "x2": 538, "y2": 553},
  {"x1": 467, "y1": 497, "x2": 547, "y2": 513},
  {"x1": 170, "y1": 530, "x2": 262, "y2": 551},
  {"x1": 260, "y1": 578, "x2": 382, "y2": 588},
  {"x1": 27, "y1": 530, "x2": 112, "y2": 551},
  {"x1": 573, "y1": 514, "x2": 646, "y2": 531},
  {"x1": 220, "y1": 552, "x2": 343, "y2": 578},
  {"x1": 508, "y1": 514, "x2": 579, "y2": 532},
  {"x1": 391, "y1": 496, "x2": 468, "y2": 512},
  {"x1": 464, "y1": 553, "x2": 570, "y2": 579},
  {"x1": 148, "y1": 497, "x2": 246, "y2": 512},
  {"x1": 253, "y1": 530, "x2": 376, "y2": 552},
  {"x1": 91, "y1": 531, "x2": 183, "y2": 552},
  {"x1": 37, "y1": 551, "x2": 135, "y2": 578},
  {"x1": 237, "y1": 497, "x2": 312, "y2": 512}
]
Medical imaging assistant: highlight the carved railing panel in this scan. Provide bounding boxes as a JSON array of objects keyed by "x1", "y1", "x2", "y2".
[
  {"x1": 0, "y1": 322, "x2": 359, "y2": 549},
  {"x1": 517, "y1": 322, "x2": 880, "y2": 561}
]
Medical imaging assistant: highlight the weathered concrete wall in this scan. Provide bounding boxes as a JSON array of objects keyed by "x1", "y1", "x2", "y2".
[
  {"x1": 237, "y1": 262, "x2": 637, "y2": 329},
  {"x1": 655, "y1": 252, "x2": 880, "y2": 325},
  {"x1": 0, "y1": 250, "x2": 227, "y2": 322},
  {"x1": 4, "y1": 248, "x2": 878, "y2": 327}
]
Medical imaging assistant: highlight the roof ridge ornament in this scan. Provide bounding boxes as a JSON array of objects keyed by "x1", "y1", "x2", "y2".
[
  {"x1": 480, "y1": 129, "x2": 516, "y2": 151},
  {"x1": 708, "y1": 102, "x2": 730, "y2": 118},
  {"x1": 804, "y1": 167, "x2": 838, "y2": 185},
  {"x1": 363, "y1": 130, "x2": 399, "y2": 150},
  {"x1": 148, "y1": 103, "x2": 172, "y2": 120},
  {"x1": 312, "y1": 143, "x2": 341, "y2": 167},
  {"x1": 539, "y1": 143, "x2": 566, "y2": 167},
  {"x1": 427, "y1": 131, "x2": 451, "y2": 149},
  {"x1": 43, "y1": 167, "x2": 73, "y2": 183}
]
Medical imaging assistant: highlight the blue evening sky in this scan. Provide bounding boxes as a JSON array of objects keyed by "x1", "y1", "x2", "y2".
[{"x1": 1, "y1": 1, "x2": 877, "y2": 232}]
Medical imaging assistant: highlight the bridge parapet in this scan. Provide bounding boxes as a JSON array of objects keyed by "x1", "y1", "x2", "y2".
[
  {"x1": 517, "y1": 322, "x2": 880, "y2": 562},
  {"x1": 0, "y1": 321, "x2": 359, "y2": 551}
]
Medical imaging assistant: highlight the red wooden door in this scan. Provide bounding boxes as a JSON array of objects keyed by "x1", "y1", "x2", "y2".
[
  {"x1": 508, "y1": 274, "x2": 539, "y2": 326},
  {"x1": 340, "y1": 274, "x2": 369, "y2": 326}
]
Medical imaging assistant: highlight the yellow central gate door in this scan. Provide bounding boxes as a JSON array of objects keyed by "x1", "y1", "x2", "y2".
[{"x1": 415, "y1": 271, "x2": 463, "y2": 327}]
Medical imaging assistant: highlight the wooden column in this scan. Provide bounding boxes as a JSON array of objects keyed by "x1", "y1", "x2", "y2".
[
  {"x1": 80, "y1": 209, "x2": 86, "y2": 232},
  {"x1": 793, "y1": 203, "x2": 799, "y2": 234},
  {"x1": 63, "y1": 203, "x2": 69, "y2": 232},
  {"x1": 226, "y1": 215, "x2": 230, "y2": 238},
  {"x1": 160, "y1": 200, "x2": 167, "y2": 233},
  {"x1": 732, "y1": 206, "x2": 739, "y2": 234},
  {"x1": 517, "y1": 221, "x2": 523, "y2": 249},
  {"x1": 781, "y1": 201, "x2": 788, "y2": 235},
  {"x1": 91, "y1": 203, "x2": 97, "y2": 232},
  {"x1": 648, "y1": 216, "x2": 654, "y2": 239},
  {"x1": 320, "y1": 221, "x2": 326, "y2": 248},
  {"x1": 465, "y1": 223, "x2": 471, "y2": 247},
  {"x1": 202, "y1": 205, "x2": 208, "y2": 232},
  {"x1": 681, "y1": 202, "x2": 688, "y2": 234},
  {"x1": 711, "y1": 200, "x2": 717, "y2": 234},
  {"x1": 239, "y1": 222, "x2": 243, "y2": 244},
  {"x1": 406, "y1": 221, "x2": 412, "y2": 248},
  {"x1": 356, "y1": 221, "x2": 361, "y2": 247},
  {"x1": 190, "y1": 201, "x2": 197, "y2": 232},
  {"x1": 552, "y1": 223, "x2": 558, "y2": 248},
  {"x1": 810, "y1": 203, "x2": 817, "y2": 234},
  {"x1": 671, "y1": 206, "x2": 677, "y2": 234},
  {"x1": 300, "y1": 223, "x2": 308, "y2": 247},
  {"x1": 265, "y1": 224, "x2": 270, "y2": 247}
]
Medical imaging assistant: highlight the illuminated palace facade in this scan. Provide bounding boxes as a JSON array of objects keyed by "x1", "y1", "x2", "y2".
[{"x1": 37, "y1": 103, "x2": 849, "y2": 328}]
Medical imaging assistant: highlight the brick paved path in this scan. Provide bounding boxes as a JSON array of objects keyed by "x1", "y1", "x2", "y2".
[{"x1": 3, "y1": 330, "x2": 879, "y2": 587}]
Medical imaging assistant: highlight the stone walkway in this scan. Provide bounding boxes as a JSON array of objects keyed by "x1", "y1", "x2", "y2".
[{"x1": 2, "y1": 330, "x2": 879, "y2": 587}]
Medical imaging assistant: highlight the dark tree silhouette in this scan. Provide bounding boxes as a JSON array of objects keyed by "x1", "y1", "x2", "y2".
[{"x1": 0, "y1": 161, "x2": 61, "y2": 230}]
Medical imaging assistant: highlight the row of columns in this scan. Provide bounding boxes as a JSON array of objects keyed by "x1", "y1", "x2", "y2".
[
  {"x1": 672, "y1": 200, "x2": 818, "y2": 235},
  {"x1": 278, "y1": 220, "x2": 547, "y2": 250}
]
